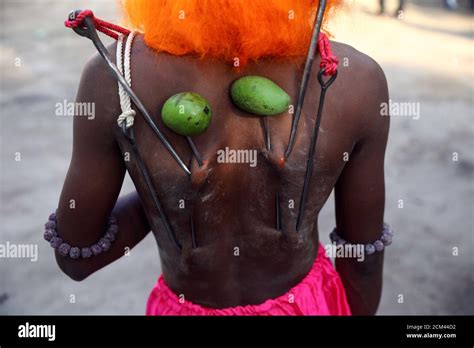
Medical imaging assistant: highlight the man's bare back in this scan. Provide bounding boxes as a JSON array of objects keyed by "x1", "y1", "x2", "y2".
[{"x1": 55, "y1": 35, "x2": 389, "y2": 313}]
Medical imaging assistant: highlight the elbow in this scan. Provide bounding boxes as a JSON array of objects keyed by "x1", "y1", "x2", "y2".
[
  {"x1": 55, "y1": 254, "x2": 92, "y2": 282},
  {"x1": 63, "y1": 269, "x2": 90, "y2": 282}
]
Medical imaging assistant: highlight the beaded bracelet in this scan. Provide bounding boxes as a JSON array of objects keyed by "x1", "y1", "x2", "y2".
[
  {"x1": 43, "y1": 211, "x2": 118, "y2": 259},
  {"x1": 329, "y1": 223, "x2": 393, "y2": 255}
]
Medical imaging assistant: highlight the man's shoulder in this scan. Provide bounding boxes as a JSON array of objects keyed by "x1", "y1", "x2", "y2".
[
  {"x1": 330, "y1": 41, "x2": 387, "y2": 86},
  {"x1": 77, "y1": 40, "x2": 121, "y2": 129},
  {"x1": 327, "y1": 41, "x2": 389, "y2": 140}
]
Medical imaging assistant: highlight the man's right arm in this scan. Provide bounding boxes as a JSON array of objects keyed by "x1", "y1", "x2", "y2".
[{"x1": 334, "y1": 54, "x2": 390, "y2": 315}]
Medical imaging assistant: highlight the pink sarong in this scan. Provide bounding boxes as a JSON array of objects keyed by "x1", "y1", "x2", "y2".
[{"x1": 146, "y1": 244, "x2": 351, "y2": 316}]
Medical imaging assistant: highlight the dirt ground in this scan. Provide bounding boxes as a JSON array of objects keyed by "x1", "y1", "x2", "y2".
[{"x1": 0, "y1": 0, "x2": 472, "y2": 315}]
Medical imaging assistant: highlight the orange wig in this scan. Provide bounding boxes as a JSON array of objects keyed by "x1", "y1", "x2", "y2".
[{"x1": 121, "y1": 0, "x2": 341, "y2": 66}]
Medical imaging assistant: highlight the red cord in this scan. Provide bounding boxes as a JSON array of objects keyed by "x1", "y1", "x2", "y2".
[
  {"x1": 65, "y1": 10, "x2": 337, "y2": 75},
  {"x1": 64, "y1": 9, "x2": 130, "y2": 40},
  {"x1": 318, "y1": 33, "x2": 339, "y2": 76}
]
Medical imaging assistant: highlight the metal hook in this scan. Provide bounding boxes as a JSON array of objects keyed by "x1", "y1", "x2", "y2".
[
  {"x1": 68, "y1": 10, "x2": 93, "y2": 39},
  {"x1": 296, "y1": 66, "x2": 337, "y2": 232},
  {"x1": 318, "y1": 68, "x2": 338, "y2": 91}
]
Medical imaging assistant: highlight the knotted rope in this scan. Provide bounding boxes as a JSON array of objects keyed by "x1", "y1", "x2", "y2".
[
  {"x1": 116, "y1": 32, "x2": 137, "y2": 128},
  {"x1": 64, "y1": 9, "x2": 130, "y2": 40},
  {"x1": 318, "y1": 33, "x2": 339, "y2": 76}
]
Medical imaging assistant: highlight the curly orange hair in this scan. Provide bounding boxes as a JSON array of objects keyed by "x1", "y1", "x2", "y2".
[{"x1": 121, "y1": 0, "x2": 341, "y2": 66}]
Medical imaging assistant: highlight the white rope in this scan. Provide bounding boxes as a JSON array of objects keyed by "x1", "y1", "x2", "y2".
[{"x1": 116, "y1": 32, "x2": 136, "y2": 128}]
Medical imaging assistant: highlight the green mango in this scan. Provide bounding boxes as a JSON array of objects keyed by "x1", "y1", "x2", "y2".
[
  {"x1": 230, "y1": 76, "x2": 290, "y2": 116},
  {"x1": 161, "y1": 92, "x2": 212, "y2": 136}
]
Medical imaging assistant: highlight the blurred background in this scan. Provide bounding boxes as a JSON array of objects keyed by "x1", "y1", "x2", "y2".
[{"x1": 0, "y1": 0, "x2": 473, "y2": 315}]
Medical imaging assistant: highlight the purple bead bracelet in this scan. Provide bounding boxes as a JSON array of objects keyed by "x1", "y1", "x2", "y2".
[
  {"x1": 329, "y1": 222, "x2": 393, "y2": 255},
  {"x1": 44, "y1": 211, "x2": 118, "y2": 259}
]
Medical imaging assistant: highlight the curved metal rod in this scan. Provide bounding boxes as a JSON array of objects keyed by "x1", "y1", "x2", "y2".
[
  {"x1": 72, "y1": 13, "x2": 191, "y2": 175},
  {"x1": 296, "y1": 67, "x2": 337, "y2": 231},
  {"x1": 122, "y1": 123, "x2": 182, "y2": 252},
  {"x1": 284, "y1": 0, "x2": 328, "y2": 161}
]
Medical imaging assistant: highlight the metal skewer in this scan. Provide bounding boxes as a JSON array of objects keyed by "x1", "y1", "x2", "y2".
[
  {"x1": 264, "y1": 117, "x2": 272, "y2": 151},
  {"x1": 122, "y1": 124, "x2": 182, "y2": 251},
  {"x1": 284, "y1": 0, "x2": 328, "y2": 161},
  {"x1": 190, "y1": 215, "x2": 197, "y2": 249},
  {"x1": 186, "y1": 136, "x2": 203, "y2": 167},
  {"x1": 69, "y1": 12, "x2": 191, "y2": 175},
  {"x1": 276, "y1": 192, "x2": 281, "y2": 231}
]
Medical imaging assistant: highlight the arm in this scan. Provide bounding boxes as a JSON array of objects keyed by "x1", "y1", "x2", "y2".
[
  {"x1": 55, "y1": 54, "x2": 150, "y2": 281},
  {"x1": 334, "y1": 58, "x2": 390, "y2": 315}
]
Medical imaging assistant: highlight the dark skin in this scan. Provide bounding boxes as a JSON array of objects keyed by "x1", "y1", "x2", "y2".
[{"x1": 55, "y1": 35, "x2": 389, "y2": 315}]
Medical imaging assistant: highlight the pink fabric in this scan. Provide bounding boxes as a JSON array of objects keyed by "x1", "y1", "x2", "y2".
[{"x1": 146, "y1": 244, "x2": 351, "y2": 316}]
